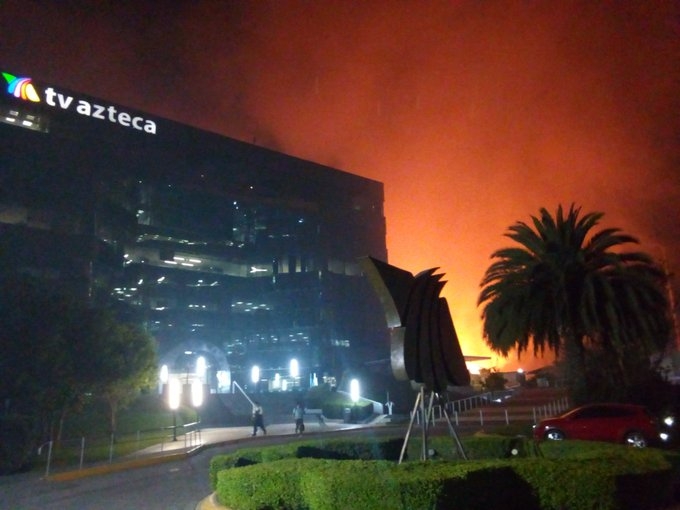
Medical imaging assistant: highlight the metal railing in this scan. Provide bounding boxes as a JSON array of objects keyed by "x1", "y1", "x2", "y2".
[
  {"x1": 36, "y1": 420, "x2": 203, "y2": 477},
  {"x1": 411, "y1": 392, "x2": 570, "y2": 428},
  {"x1": 448, "y1": 390, "x2": 515, "y2": 414}
]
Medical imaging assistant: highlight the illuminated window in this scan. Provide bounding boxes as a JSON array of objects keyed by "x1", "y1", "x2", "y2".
[{"x1": 0, "y1": 106, "x2": 48, "y2": 132}]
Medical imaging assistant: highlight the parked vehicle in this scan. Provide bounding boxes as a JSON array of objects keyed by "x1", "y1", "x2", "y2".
[{"x1": 533, "y1": 403, "x2": 661, "y2": 448}]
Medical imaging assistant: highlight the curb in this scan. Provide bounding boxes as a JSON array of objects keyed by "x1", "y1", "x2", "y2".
[
  {"x1": 47, "y1": 449, "x2": 196, "y2": 482},
  {"x1": 195, "y1": 492, "x2": 229, "y2": 510}
]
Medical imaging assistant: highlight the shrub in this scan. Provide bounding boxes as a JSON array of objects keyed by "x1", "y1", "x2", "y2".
[
  {"x1": 513, "y1": 448, "x2": 672, "y2": 510},
  {"x1": 298, "y1": 437, "x2": 402, "y2": 461},
  {"x1": 406, "y1": 433, "x2": 536, "y2": 461},
  {"x1": 209, "y1": 444, "x2": 295, "y2": 489},
  {"x1": 300, "y1": 459, "x2": 400, "y2": 510},
  {"x1": 211, "y1": 436, "x2": 675, "y2": 509},
  {"x1": 209, "y1": 437, "x2": 402, "y2": 489},
  {"x1": 304, "y1": 385, "x2": 373, "y2": 419},
  {"x1": 393, "y1": 462, "x2": 542, "y2": 510},
  {"x1": 218, "y1": 459, "x2": 542, "y2": 510},
  {"x1": 217, "y1": 458, "x2": 311, "y2": 510}
]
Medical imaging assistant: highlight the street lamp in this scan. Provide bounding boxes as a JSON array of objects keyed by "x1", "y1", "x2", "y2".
[
  {"x1": 168, "y1": 377, "x2": 181, "y2": 441},
  {"x1": 196, "y1": 356, "x2": 206, "y2": 383},
  {"x1": 517, "y1": 368, "x2": 526, "y2": 386},
  {"x1": 290, "y1": 358, "x2": 299, "y2": 389},
  {"x1": 350, "y1": 378, "x2": 360, "y2": 403},
  {"x1": 159, "y1": 364, "x2": 168, "y2": 395},
  {"x1": 191, "y1": 380, "x2": 204, "y2": 431},
  {"x1": 251, "y1": 365, "x2": 260, "y2": 392},
  {"x1": 347, "y1": 378, "x2": 360, "y2": 424}
]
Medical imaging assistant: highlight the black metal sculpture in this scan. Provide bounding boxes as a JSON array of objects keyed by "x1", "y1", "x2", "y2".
[{"x1": 361, "y1": 256, "x2": 470, "y2": 461}]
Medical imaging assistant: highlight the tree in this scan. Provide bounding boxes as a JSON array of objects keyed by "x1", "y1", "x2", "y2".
[
  {"x1": 85, "y1": 310, "x2": 157, "y2": 438},
  {"x1": 0, "y1": 274, "x2": 157, "y2": 471},
  {"x1": 480, "y1": 368, "x2": 507, "y2": 393},
  {"x1": 0, "y1": 274, "x2": 96, "y2": 471},
  {"x1": 478, "y1": 204, "x2": 672, "y2": 403},
  {"x1": 0, "y1": 275, "x2": 85, "y2": 436}
]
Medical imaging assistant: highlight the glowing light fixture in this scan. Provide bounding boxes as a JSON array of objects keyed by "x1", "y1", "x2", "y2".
[
  {"x1": 168, "y1": 378, "x2": 181, "y2": 411},
  {"x1": 350, "y1": 379, "x2": 360, "y2": 403},
  {"x1": 191, "y1": 380, "x2": 204, "y2": 408},
  {"x1": 168, "y1": 378, "x2": 181, "y2": 442},
  {"x1": 196, "y1": 356, "x2": 207, "y2": 380}
]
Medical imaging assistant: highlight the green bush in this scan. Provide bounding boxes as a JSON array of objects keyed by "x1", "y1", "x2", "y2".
[
  {"x1": 300, "y1": 459, "x2": 402, "y2": 510},
  {"x1": 515, "y1": 445, "x2": 671, "y2": 509},
  {"x1": 406, "y1": 433, "x2": 536, "y2": 461},
  {"x1": 211, "y1": 437, "x2": 675, "y2": 509},
  {"x1": 391, "y1": 462, "x2": 542, "y2": 510},
  {"x1": 298, "y1": 437, "x2": 402, "y2": 461},
  {"x1": 209, "y1": 437, "x2": 403, "y2": 489},
  {"x1": 513, "y1": 454, "x2": 672, "y2": 510},
  {"x1": 537, "y1": 439, "x2": 669, "y2": 463},
  {"x1": 446, "y1": 465, "x2": 542, "y2": 510},
  {"x1": 304, "y1": 385, "x2": 373, "y2": 419},
  {"x1": 209, "y1": 443, "x2": 298, "y2": 489},
  {"x1": 217, "y1": 458, "x2": 309, "y2": 510}
]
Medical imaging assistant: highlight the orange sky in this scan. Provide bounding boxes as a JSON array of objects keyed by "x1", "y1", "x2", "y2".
[{"x1": 2, "y1": 1, "x2": 679, "y2": 373}]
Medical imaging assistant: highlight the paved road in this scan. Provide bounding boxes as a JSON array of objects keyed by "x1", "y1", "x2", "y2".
[{"x1": 1, "y1": 451, "x2": 211, "y2": 510}]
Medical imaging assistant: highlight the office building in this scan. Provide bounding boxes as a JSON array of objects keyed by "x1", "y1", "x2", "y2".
[{"x1": 0, "y1": 69, "x2": 388, "y2": 393}]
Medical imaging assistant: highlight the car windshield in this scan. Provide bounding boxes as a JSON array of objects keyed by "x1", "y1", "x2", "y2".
[{"x1": 558, "y1": 404, "x2": 642, "y2": 420}]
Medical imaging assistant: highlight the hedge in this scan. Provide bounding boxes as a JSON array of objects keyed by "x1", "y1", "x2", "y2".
[
  {"x1": 211, "y1": 437, "x2": 672, "y2": 510},
  {"x1": 209, "y1": 437, "x2": 402, "y2": 489}
]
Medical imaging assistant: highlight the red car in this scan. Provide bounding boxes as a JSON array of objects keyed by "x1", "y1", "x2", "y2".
[{"x1": 533, "y1": 403, "x2": 660, "y2": 448}]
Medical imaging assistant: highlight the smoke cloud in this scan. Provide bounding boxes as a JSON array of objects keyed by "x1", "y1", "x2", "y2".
[{"x1": 2, "y1": 0, "x2": 678, "y2": 371}]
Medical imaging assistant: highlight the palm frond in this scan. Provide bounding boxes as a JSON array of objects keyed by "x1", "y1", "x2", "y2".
[{"x1": 478, "y1": 204, "x2": 672, "y2": 392}]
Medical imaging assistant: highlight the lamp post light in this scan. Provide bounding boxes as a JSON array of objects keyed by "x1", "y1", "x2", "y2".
[
  {"x1": 168, "y1": 377, "x2": 181, "y2": 441},
  {"x1": 191, "y1": 380, "x2": 204, "y2": 432},
  {"x1": 196, "y1": 356, "x2": 207, "y2": 383},
  {"x1": 349, "y1": 378, "x2": 360, "y2": 424},
  {"x1": 290, "y1": 358, "x2": 299, "y2": 388},
  {"x1": 159, "y1": 364, "x2": 168, "y2": 395},
  {"x1": 251, "y1": 365, "x2": 260, "y2": 392},
  {"x1": 517, "y1": 368, "x2": 526, "y2": 387},
  {"x1": 350, "y1": 378, "x2": 360, "y2": 403}
]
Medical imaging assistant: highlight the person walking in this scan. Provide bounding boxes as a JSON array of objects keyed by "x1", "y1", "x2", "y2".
[
  {"x1": 252, "y1": 401, "x2": 266, "y2": 436},
  {"x1": 293, "y1": 402, "x2": 305, "y2": 435}
]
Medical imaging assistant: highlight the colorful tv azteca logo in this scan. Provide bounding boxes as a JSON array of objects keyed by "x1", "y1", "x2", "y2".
[
  {"x1": 2, "y1": 70, "x2": 157, "y2": 134},
  {"x1": 2, "y1": 72, "x2": 41, "y2": 102}
]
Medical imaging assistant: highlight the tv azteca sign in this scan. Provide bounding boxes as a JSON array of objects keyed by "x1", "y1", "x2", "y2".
[{"x1": 2, "y1": 71, "x2": 157, "y2": 134}]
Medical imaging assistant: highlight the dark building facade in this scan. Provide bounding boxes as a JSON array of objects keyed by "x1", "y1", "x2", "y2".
[{"x1": 0, "y1": 69, "x2": 388, "y2": 392}]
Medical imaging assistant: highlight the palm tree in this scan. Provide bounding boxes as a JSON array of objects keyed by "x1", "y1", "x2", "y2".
[{"x1": 478, "y1": 204, "x2": 672, "y2": 402}]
